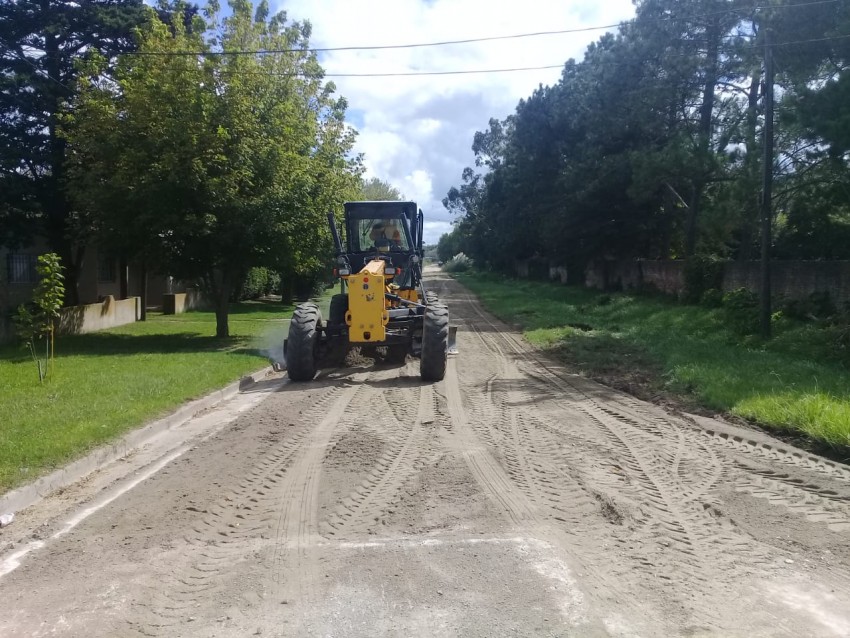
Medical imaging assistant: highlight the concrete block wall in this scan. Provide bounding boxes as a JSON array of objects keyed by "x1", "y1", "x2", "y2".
[
  {"x1": 582, "y1": 259, "x2": 850, "y2": 306},
  {"x1": 724, "y1": 261, "x2": 850, "y2": 306},
  {"x1": 57, "y1": 296, "x2": 141, "y2": 335},
  {"x1": 162, "y1": 288, "x2": 206, "y2": 315}
]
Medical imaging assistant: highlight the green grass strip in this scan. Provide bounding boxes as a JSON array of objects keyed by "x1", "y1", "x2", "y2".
[
  {"x1": 455, "y1": 271, "x2": 850, "y2": 452},
  {"x1": 0, "y1": 293, "x2": 334, "y2": 494}
]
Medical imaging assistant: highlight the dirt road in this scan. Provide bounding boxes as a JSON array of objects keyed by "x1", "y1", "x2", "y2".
[{"x1": 2, "y1": 272, "x2": 850, "y2": 637}]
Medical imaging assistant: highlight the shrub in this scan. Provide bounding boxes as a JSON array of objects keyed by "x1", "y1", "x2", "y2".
[
  {"x1": 700, "y1": 288, "x2": 724, "y2": 308},
  {"x1": 722, "y1": 288, "x2": 759, "y2": 335},
  {"x1": 778, "y1": 291, "x2": 837, "y2": 322},
  {"x1": 443, "y1": 252, "x2": 473, "y2": 273},
  {"x1": 237, "y1": 267, "x2": 281, "y2": 300},
  {"x1": 683, "y1": 255, "x2": 725, "y2": 303}
]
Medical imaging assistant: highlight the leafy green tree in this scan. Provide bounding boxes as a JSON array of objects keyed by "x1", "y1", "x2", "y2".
[
  {"x1": 436, "y1": 226, "x2": 465, "y2": 263},
  {"x1": 359, "y1": 177, "x2": 404, "y2": 201},
  {"x1": 0, "y1": 0, "x2": 146, "y2": 304},
  {"x1": 65, "y1": 0, "x2": 361, "y2": 337},
  {"x1": 445, "y1": 0, "x2": 850, "y2": 279},
  {"x1": 14, "y1": 253, "x2": 65, "y2": 383}
]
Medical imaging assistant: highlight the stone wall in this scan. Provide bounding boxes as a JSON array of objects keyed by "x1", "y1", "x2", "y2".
[
  {"x1": 582, "y1": 259, "x2": 850, "y2": 305},
  {"x1": 723, "y1": 261, "x2": 850, "y2": 306}
]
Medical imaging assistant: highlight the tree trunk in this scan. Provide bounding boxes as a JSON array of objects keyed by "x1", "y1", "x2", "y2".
[
  {"x1": 685, "y1": 15, "x2": 721, "y2": 258},
  {"x1": 215, "y1": 294, "x2": 230, "y2": 339},
  {"x1": 43, "y1": 25, "x2": 79, "y2": 306},
  {"x1": 739, "y1": 66, "x2": 762, "y2": 261},
  {"x1": 207, "y1": 269, "x2": 232, "y2": 338},
  {"x1": 280, "y1": 272, "x2": 294, "y2": 304},
  {"x1": 660, "y1": 189, "x2": 673, "y2": 260},
  {"x1": 685, "y1": 182, "x2": 702, "y2": 257}
]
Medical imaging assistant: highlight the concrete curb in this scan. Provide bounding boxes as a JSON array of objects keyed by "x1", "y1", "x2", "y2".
[{"x1": 0, "y1": 365, "x2": 277, "y2": 517}]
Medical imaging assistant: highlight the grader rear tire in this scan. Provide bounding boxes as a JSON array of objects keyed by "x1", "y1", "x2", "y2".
[
  {"x1": 328, "y1": 294, "x2": 348, "y2": 326},
  {"x1": 325, "y1": 294, "x2": 350, "y2": 366},
  {"x1": 420, "y1": 303, "x2": 449, "y2": 381},
  {"x1": 287, "y1": 303, "x2": 321, "y2": 381}
]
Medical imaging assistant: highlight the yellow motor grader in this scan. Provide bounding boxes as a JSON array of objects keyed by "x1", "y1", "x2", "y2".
[{"x1": 285, "y1": 201, "x2": 453, "y2": 382}]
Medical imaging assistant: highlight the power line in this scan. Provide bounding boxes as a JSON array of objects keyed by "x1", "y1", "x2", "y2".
[
  {"x1": 306, "y1": 64, "x2": 566, "y2": 78},
  {"x1": 217, "y1": 32, "x2": 850, "y2": 79},
  {"x1": 110, "y1": 0, "x2": 842, "y2": 58},
  {"x1": 8, "y1": 1, "x2": 846, "y2": 81}
]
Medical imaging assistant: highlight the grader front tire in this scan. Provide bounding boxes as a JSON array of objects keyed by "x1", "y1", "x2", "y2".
[{"x1": 287, "y1": 303, "x2": 321, "y2": 381}]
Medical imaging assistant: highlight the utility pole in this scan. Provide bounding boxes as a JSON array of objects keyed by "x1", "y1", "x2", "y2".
[{"x1": 760, "y1": 25, "x2": 775, "y2": 339}]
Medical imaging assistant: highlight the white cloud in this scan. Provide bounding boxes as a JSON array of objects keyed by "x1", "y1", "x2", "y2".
[
  {"x1": 400, "y1": 169, "x2": 433, "y2": 205},
  {"x1": 280, "y1": 0, "x2": 636, "y2": 242}
]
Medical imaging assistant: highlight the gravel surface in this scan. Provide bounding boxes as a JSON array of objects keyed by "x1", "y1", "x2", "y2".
[{"x1": 2, "y1": 271, "x2": 850, "y2": 637}]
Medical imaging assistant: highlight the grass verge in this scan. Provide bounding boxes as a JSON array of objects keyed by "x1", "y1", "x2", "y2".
[
  {"x1": 0, "y1": 293, "x2": 334, "y2": 495},
  {"x1": 454, "y1": 271, "x2": 850, "y2": 456}
]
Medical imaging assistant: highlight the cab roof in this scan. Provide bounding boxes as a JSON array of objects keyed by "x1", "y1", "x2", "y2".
[{"x1": 343, "y1": 201, "x2": 419, "y2": 219}]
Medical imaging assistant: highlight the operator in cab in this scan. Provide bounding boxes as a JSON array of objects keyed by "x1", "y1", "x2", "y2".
[{"x1": 369, "y1": 220, "x2": 402, "y2": 250}]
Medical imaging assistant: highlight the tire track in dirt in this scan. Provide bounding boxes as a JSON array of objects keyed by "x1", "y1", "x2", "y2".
[
  {"x1": 454, "y1": 276, "x2": 848, "y2": 560},
  {"x1": 269, "y1": 382, "x2": 362, "y2": 575},
  {"x1": 451, "y1": 307, "x2": 686, "y2": 628},
  {"x1": 125, "y1": 383, "x2": 357, "y2": 636},
  {"x1": 733, "y1": 468, "x2": 850, "y2": 532},
  {"x1": 470, "y1": 320, "x2": 732, "y2": 619},
  {"x1": 465, "y1": 322, "x2": 599, "y2": 526},
  {"x1": 321, "y1": 378, "x2": 437, "y2": 538},
  {"x1": 448, "y1": 286, "x2": 790, "y2": 627},
  {"x1": 443, "y1": 356, "x2": 537, "y2": 526},
  {"x1": 447, "y1": 312, "x2": 678, "y2": 631},
  {"x1": 509, "y1": 316, "x2": 850, "y2": 523},
  {"x1": 700, "y1": 427, "x2": 850, "y2": 483}
]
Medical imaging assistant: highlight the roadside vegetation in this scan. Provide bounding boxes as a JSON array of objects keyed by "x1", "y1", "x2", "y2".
[
  {"x1": 455, "y1": 271, "x2": 850, "y2": 455},
  {"x1": 3, "y1": 0, "x2": 365, "y2": 338},
  {"x1": 441, "y1": 3, "x2": 850, "y2": 277},
  {"x1": 0, "y1": 296, "x2": 333, "y2": 495}
]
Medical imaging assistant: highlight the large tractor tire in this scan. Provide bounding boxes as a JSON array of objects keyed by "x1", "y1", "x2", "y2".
[
  {"x1": 420, "y1": 302, "x2": 449, "y2": 381},
  {"x1": 328, "y1": 293, "x2": 348, "y2": 326},
  {"x1": 286, "y1": 303, "x2": 322, "y2": 381},
  {"x1": 325, "y1": 294, "x2": 350, "y2": 366}
]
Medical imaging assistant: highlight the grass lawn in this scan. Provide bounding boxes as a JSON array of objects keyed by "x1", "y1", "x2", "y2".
[
  {"x1": 454, "y1": 271, "x2": 850, "y2": 455},
  {"x1": 0, "y1": 292, "x2": 335, "y2": 494}
]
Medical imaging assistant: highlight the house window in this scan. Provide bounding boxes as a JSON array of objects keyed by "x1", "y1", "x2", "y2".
[
  {"x1": 98, "y1": 254, "x2": 116, "y2": 283},
  {"x1": 7, "y1": 253, "x2": 37, "y2": 284}
]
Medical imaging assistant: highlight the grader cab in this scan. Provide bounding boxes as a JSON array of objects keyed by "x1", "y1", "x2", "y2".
[{"x1": 285, "y1": 201, "x2": 452, "y2": 382}]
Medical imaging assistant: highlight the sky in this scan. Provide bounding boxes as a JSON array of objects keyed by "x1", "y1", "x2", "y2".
[{"x1": 276, "y1": 0, "x2": 637, "y2": 244}]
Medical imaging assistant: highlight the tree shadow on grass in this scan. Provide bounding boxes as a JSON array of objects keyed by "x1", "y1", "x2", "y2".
[
  {"x1": 227, "y1": 300, "x2": 295, "y2": 316},
  {"x1": 0, "y1": 332, "x2": 275, "y2": 364},
  {"x1": 54, "y1": 332, "x2": 253, "y2": 358}
]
